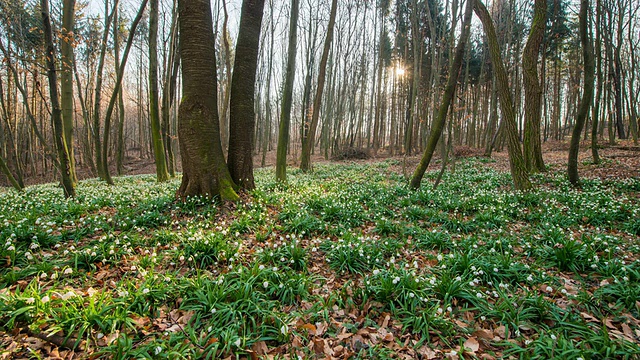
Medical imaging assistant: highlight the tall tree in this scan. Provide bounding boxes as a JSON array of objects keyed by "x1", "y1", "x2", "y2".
[
  {"x1": 474, "y1": 0, "x2": 532, "y2": 190},
  {"x1": 300, "y1": 0, "x2": 338, "y2": 172},
  {"x1": 176, "y1": 0, "x2": 239, "y2": 200},
  {"x1": 275, "y1": 0, "x2": 300, "y2": 182},
  {"x1": 60, "y1": 0, "x2": 77, "y2": 185},
  {"x1": 522, "y1": 0, "x2": 547, "y2": 173},
  {"x1": 149, "y1": 0, "x2": 169, "y2": 182},
  {"x1": 568, "y1": 0, "x2": 595, "y2": 186},
  {"x1": 411, "y1": 0, "x2": 474, "y2": 189},
  {"x1": 41, "y1": 0, "x2": 75, "y2": 197},
  {"x1": 227, "y1": 0, "x2": 266, "y2": 190}
]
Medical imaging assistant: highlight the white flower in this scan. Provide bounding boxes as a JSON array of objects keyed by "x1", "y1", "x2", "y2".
[
  {"x1": 550, "y1": 334, "x2": 557, "y2": 340},
  {"x1": 25, "y1": 297, "x2": 35, "y2": 304},
  {"x1": 234, "y1": 338, "x2": 241, "y2": 347},
  {"x1": 545, "y1": 286, "x2": 553, "y2": 292},
  {"x1": 142, "y1": 288, "x2": 150, "y2": 294},
  {"x1": 373, "y1": 269, "x2": 380, "y2": 276},
  {"x1": 154, "y1": 346, "x2": 162, "y2": 355},
  {"x1": 7, "y1": 245, "x2": 15, "y2": 251},
  {"x1": 392, "y1": 276, "x2": 400, "y2": 285},
  {"x1": 63, "y1": 268, "x2": 73, "y2": 275},
  {"x1": 280, "y1": 325, "x2": 288, "y2": 335},
  {"x1": 263, "y1": 281, "x2": 269, "y2": 289},
  {"x1": 41, "y1": 295, "x2": 50, "y2": 304}
]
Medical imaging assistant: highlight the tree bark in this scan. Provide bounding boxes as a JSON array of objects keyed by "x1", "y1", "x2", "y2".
[
  {"x1": 41, "y1": 0, "x2": 75, "y2": 197},
  {"x1": 61, "y1": 0, "x2": 77, "y2": 185},
  {"x1": 275, "y1": 0, "x2": 300, "y2": 182},
  {"x1": 176, "y1": 0, "x2": 239, "y2": 201},
  {"x1": 149, "y1": 0, "x2": 169, "y2": 182},
  {"x1": 300, "y1": 0, "x2": 338, "y2": 172},
  {"x1": 522, "y1": 0, "x2": 546, "y2": 173},
  {"x1": 227, "y1": 0, "x2": 266, "y2": 190},
  {"x1": 474, "y1": 0, "x2": 532, "y2": 191},
  {"x1": 568, "y1": 0, "x2": 595, "y2": 186}
]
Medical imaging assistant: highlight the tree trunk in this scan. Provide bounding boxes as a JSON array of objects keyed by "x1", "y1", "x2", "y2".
[
  {"x1": 300, "y1": 0, "x2": 338, "y2": 172},
  {"x1": 568, "y1": 0, "x2": 595, "y2": 186},
  {"x1": 474, "y1": 0, "x2": 532, "y2": 191},
  {"x1": 41, "y1": 0, "x2": 75, "y2": 197},
  {"x1": 227, "y1": 0, "x2": 266, "y2": 190},
  {"x1": 410, "y1": 0, "x2": 473, "y2": 189},
  {"x1": 176, "y1": 0, "x2": 238, "y2": 201},
  {"x1": 149, "y1": 0, "x2": 169, "y2": 182},
  {"x1": 101, "y1": 0, "x2": 148, "y2": 185},
  {"x1": 275, "y1": 0, "x2": 300, "y2": 182},
  {"x1": 522, "y1": 0, "x2": 546, "y2": 173},
  {"x1": 61, "y1": 0, "x2": 77, "y2": 185}
]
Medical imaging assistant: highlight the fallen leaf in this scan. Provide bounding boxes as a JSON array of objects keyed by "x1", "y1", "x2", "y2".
[
  {"x1": 473, "y1": 329, "x2": 494, "y2": 340},
  {"x1": 464, "y1": 337, "x2": 480, "y2": 353},
  {"x1": 301, "y1": 323, "x2": 317, "y2": 336}
]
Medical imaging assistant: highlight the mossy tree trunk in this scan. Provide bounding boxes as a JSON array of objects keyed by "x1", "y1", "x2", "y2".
[
  {"x1": 148, "y1": 0, "x2": 169, "y2": 182},
  {"x1": 41, "y1": 0, "x2": 75, "y2": 198},
  {"x1": 176, "y1": 0, "x2": 239, "y2": 201},
  {"x1": 410, "y1": 0, "x2": 474, "y2": 189},
  {"x1": 299, "y1": 0, "x2": 337, "y2": 172},
  {"x1": 474, "y1": 0, "x2": 532, "y2": 191},
  {"x1": 522, "y1": 0, "x2": 546, "y2": 174},
  {"x1": 568, "y1": 0, "x2": 595, "y2": 186},
  {"x1": 227, "y1": 0, "x2": 266, "y2": 190},
  {"x1": 61, "y1": 0, "x2": 77, "y2": 186},
  {"x1": 275, "y1": 0, "x2": 300, "y2": 182}
]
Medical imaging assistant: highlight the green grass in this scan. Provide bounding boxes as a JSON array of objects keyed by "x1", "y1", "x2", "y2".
[{"x1": 1, "y1": 159, "x2": 639, "y2": 358}]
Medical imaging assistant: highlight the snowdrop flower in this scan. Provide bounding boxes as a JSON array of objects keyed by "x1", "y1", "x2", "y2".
[
  {"x1": 154, "y1": 346, "x2": 162, "y2": 355},
  {"x1": 373, "y1": 269, "x2": 380, "y2": 276},
  {"x1": 142, "y1": 288, "x2": 150, "y2": 294},
  {"x1": 392, "y1": 276, "x2": 400, "y2": 285},
  {"x1": 26, "y1": 297, "x2": 35, "y2": 304},
  {"x1": 263, "y1": 281, "x2": 269, "y2": 289},
  {"x1": 550, "y1": 334, "x2": 557, "y2": 340},
  {"x1": 64, "y1": 268, "x2": 73, "y2": 275},
  {"x1": 280, "y1": 324, "x2": 288, "y2": 335},
  {"x1": 41, "y1": 295, "x2": 50, "y2": 304},
  {"x1": 545, "y1": 286, "x2": 553, "y2": 292}
]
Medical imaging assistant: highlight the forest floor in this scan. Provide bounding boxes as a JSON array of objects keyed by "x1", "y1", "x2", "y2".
[{"x1": 0, "y1": 144, "x2": 639, "y2": 359}]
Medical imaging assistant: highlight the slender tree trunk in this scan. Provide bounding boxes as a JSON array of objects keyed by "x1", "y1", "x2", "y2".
[
  {"x1": 101, "y1": 0, "x2": 149, "y2": 185},
  {"x1": 474, "y1": 0, "x2": 532, "y2": 190},
  {"x1": 592, "y1": 0, "x2": 602, "y2": 163},
  {"x1": 568, "y1": 0, "x2": 595, "y2": 186},
  {"x1": 411, "y1": 0, "x2": 473, "y2": 189},
  {"x1": 149, "y1": 0, "x2": 169, "y2": 182},
  {"x1": 41, "y1": 0, "x2": 75, "y2": 197},
  {"x1": 275, "y1": 0, "x2": 300, "y2": 182},
  {"x1": 61, "y1": 0, "x2": 77, "y2": 185},
  {"x1": 522, "y1": 0, "x2": 546, "y2": 173},
  {"x1": 176, "y1": 0, "x2": 238, "y2": 200},
  {"x1": 227, "y1": 0, "x2": 266, "y2": 190},
  {"x1": 300, "y1": 0, "x2": 337, "y2": 172}
]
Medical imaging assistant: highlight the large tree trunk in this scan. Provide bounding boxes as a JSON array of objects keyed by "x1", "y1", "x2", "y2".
[
  {"x1": 474, "y1": 0, "x2": 532, "y2": 191},
  {"x1": 41, "y1": 0, "x2": 75, "y2": 197},
  {"x1": 61, "y1": 0, "x2": 77, "y2": 185},
  {"x1": 149, "y1": 0, "x2": 169, "y2": 182},
  {"x1": 522, "y1": 0, "x2": 546, "y2": 173},
  {"x1": 227, "y1": 0, "x2": 266, "y2": 190},
  {"x1": 300, "y1": 0, "x2": 338, "y2": 172},
  {"x1": 275, "y1": 0, "x2": 300, "y2": 182},
  {"x1": 177, "y1": 0, "x2": 238, "y2": 201},
  {"x1": 568, "y1": 0, "x2": 595, "y2": 186},
  {"x1": 410, "y1": 0, "x2": 474, "y2": 189}
]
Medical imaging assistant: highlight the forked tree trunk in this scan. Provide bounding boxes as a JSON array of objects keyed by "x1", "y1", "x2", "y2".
[
  {"x1": 300, "y1": 0, "x2": 338, "y2": 172},
  {"x1": 568, "y1": 0, "x2": 595, "y2": 186},
  {"x1": 227, "y1": 0, "x2": 266, "y2": 190},
  {"x1": 41, "y1": 0, "x2": 75, "y2": 197},
  {"x1": 522, "y1": 0, "x2": 546, "y2": 173},
  {"x1": 410, "y1": 0, "x2": 474, "y2": 189},
  {"x1": 177, "y1": 0, "x2": 238, "y2": 201},
  {"x1": 474, "y1": 0, "x2": 531, "y2": 191}
]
